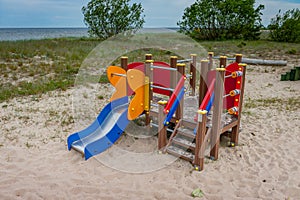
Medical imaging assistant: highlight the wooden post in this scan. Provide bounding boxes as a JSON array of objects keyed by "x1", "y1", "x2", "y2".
[
  {"x1": 145, "y1": 54, "x2": 152, "y2": 61},
  {"x1": 198, "y1": 60, "x2": 209, "y2": 107},
  {"x1": 158, "y1": 100, "x2": 168, "y2": 149},
  {"x1": 210, "y1": 56, "x2": 226, "y2": 160},
  {"x1": 121, "y1": 56, "x2": 128, "y2": 71},
  {"x1": 175, "y1": 63, "x2": 185, "y2": 120},
  {"x1": 145, "y1": 59, "x2": 153, "y2": 126},
  {"x1": 194, "y1": 110, "x2": 207, "y2": 171},
  {"x1": 170, "y1": 56, "x2": 178, "y2": 97},
  {"x1": 120, "y1": 56, "x2": 128, "y2": 96},
  {"x1": 235, "y1": 54, "x2": 242, "y2": 63},
  {"x1": 189, "y1": 54, "x2": 197, "y2": 96},
  {"x1": 208, "y1": 52, "x2": 214, "y2": 70},
  {"x1": 231, "y1": 59, "x2": 247, "y2": 145}
]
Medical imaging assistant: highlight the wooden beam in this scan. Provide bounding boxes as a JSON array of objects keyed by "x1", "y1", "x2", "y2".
[
  {"x1": 210, "y1": 56, "x2": 226, "y2": 160},
  {"x1": 189, "y1": 54, "x2": 197, "y2": 96},
  {"x1": 198, "y1": 60, "x2": 209, "y2": 107},
  {"x1": 194, "y1": 110, "x2": 207, "y2": 171},
  {"x1": 175, "y1": 63, "x2": 185, "y2": 120},
  {"x1": 121, "y1": 56, "x2": 128, "y2": 71},
  {"x1": 158, "y1": 101, "x2": 167, "y2": 149}
]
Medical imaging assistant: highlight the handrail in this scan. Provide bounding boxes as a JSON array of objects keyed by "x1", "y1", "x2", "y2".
[
  {"x1": 163, "y1": 119, "x2": 183, "y2": 152},
  {"x1": 199, "y1": 78, "x2": 215, "y2": 112},
  {"x1": 164, "y1": 87, "x2": 185, "y2": 126},
  {"x1": 164, "y1": 75, "x2": 186, "y2": 114}
]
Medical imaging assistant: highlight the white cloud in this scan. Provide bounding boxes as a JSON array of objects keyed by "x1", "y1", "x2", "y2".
[{"x1": 256, "y1": 0, "x2": 300, "y2": 26}]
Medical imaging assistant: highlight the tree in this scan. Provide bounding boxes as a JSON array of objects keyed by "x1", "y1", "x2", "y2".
[
  {"x1": 268, "y1": 8, "x2": 300, "y2": 43},
  {"x1": 177, "y1": 0, "x2": 264, "y2": 40},
  {"x1": 82, "y1": 0, "x2": 145, "y2": 39}
]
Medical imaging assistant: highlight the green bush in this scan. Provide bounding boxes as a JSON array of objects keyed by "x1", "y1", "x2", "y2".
[
  {"x1": 82, "y1": 0, "x2": 145, "y2": 39},
  {"x1": 268, "y1": 8, "x2": 300, "y2": 43},
  {"x1": 177, "y1": 0, "x2": 264, "y2": 40}
]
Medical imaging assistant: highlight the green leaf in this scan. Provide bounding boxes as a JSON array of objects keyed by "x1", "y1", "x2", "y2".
[{"x1": 191, "y1": 188, "x2": 204, "y2": 198}]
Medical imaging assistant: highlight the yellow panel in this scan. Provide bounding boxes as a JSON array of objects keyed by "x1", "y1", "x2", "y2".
[
  {"x1": 127, "y1": 69, "x2": 145, "y2": 120},
  {"x1": 107, "y1": 66, "x2": 127, "y2": 101}
]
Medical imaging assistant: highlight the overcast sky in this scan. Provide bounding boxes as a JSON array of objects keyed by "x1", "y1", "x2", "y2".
[{"x1": 0, "y1": 0, "x2": 299, "y2": 28}]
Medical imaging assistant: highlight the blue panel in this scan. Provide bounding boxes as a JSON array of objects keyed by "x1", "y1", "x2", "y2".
[
  {"x1": 67, "y1": 96, "x2": 128, "y2": 151},
  {"x1": 97, "y1": 96, "x2": 128, "y2": 124},
  {"x1": 106, "y1": 109, "x2": 129, "y2": 143},
  {"x1": 84, "y1": 136, "x2": 113, "y2": 160},
  {"x1": 164, "y1": 87, "x2": 185, "y2": 126}
]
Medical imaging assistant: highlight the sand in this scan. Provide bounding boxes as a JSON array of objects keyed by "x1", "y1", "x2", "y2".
[{"x1": 1, "y1": 59, "x2": 300, "y2": 199}]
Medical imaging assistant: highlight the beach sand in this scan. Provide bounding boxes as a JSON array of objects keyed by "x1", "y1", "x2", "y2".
[{"x1": 1, "y1": 59, "x2": 300, "y2": 199}]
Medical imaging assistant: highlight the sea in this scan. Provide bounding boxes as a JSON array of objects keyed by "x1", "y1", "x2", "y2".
[
  {"x1": 0, "y1": 27, "x2": 179, "y2": 41},
  {"x1": 0, "y1": 28, "x2": 89, "y2": 41}
]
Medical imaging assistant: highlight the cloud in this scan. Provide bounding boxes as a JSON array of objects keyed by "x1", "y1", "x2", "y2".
[
  {"x1": 0, "y1": 0, "x2": 299, "y2": 28},
  {"x1": 256, "y1": 0, "x2": 300, "y2": 25}
]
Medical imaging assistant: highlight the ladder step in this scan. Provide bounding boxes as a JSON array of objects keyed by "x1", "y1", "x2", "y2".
[
  {"x1": 172, "y1": 136, "x2": 195, "y2": 150},
  {"x1": 166, "y1": 145, "x2": 195, "y2": 162},
  {"x1": 177, "y1": 127, "x2": 196, "y2": 139}
]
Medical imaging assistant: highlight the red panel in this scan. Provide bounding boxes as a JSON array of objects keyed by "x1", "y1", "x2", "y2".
[
  {"x1": 224, "y1": 62, "x2": 243, "y2": 114},
  {"x1": 127, "y1": 61, "x2": 172, "y2": 96},
  {"x1": 153, "y1": 61, "x2": 171, "y2": 96}
]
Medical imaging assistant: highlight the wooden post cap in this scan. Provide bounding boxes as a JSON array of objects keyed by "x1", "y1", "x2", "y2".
[
  {"x1": 145, "y1": 59, "x2": 154, "y2": 63},
  {"x1": 220, "y1": 56, "x2": 227, "y2": 59},
  {"x1": 158, "y1": 100, "x2": 168, "y2": 105},
  {"x1": 208, "y1": 52, "x2": 214, "y2": 55},
  {"x1": 238, "y1": 63, "x2": 247, "y2": 67},
  {"x1": 235, "y1": 54, "x2": 243, "y2": 57},
  {"x1": 121, "y1": 56, "x2": 128, "y2": 59},
  {"x1": 170, "y1": 56, "x2": 178, "y2": 59},
  {"x1": 197, "y1": 110, "x2": 208, "y2": 115},
  {"x1": 201, "y1": 59, "x2": 209, "y2": 62},
  {"x1": 177, "y1": 63, "x2": 186, "y2": 67},
  {"x1": 190, "y1": 54, "x2": 197, "y2": 56},
  {"x1": 145, "y1": 54, "x2": 152, "y2": 56},
  {"x1": 216, "y1": 67, "x2": 226, "y2": 71}
]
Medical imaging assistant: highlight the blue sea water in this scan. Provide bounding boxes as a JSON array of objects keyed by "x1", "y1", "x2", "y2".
[
  {"x1": 0, "y1": 28, "x2": 179, "y2": 41},
  {"x1": 0, "y1": 28, "x2": 89, "y2": 41}
]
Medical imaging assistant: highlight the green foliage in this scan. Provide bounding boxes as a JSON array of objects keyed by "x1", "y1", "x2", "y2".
[
  {"x1": 268, "y1": 9, "x2": 300, "y2": 43},
  {"x1": 82, "y1": 0, "x2": 145, "y2": 39},
  {"x1": 178, "y1": 0, "x2": 264, "y2": 40}
]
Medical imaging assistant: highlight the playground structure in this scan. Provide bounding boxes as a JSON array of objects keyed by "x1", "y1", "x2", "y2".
[{"x1": 67, "y1": 52, "x2": 247, "y2": 171}]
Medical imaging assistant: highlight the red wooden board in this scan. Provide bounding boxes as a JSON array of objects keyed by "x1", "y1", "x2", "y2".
[{"x1": 127, "y1": 61, "x2": 171, "y2": 96}]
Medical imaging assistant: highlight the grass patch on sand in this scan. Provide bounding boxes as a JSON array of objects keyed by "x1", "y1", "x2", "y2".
[
  {"x1": 244, "y1": 97, "x2": 300, "y2": 111},
  {"x1": 1, "y1": 37, "x2": 299, "y2": 102}
]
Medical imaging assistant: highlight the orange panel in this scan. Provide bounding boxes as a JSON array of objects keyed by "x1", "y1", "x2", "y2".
[
  {"x1": 107, "y1": 66, "x2": 127, "y2": 101},
  {"x1": 127, "y1": 69, "x2": 145, "y2": 120}
]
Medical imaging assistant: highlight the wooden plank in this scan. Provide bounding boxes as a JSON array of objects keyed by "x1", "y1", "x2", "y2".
[
  {"x1": 189, "y1": 54, "x2": 197, "y2": 96},
  {"x1": 176, "y1": 63, "x2": 185, "y2": 120},
  {"x1": 145, "y1": 56, "x2": 153, "y2": 126},
  {"x1": 221, "y1": 120, "x2": 238, "y2": 133},
  {"x1": 198, "y1": 60, "x2": 209, "y2": 107},
  {"x1": 210, "y1": 56, "x2": 226, "y2": 160},
  {"x1": 158, "y1": 101, "x2": 167, "y2": 149},
  {"x1": 194, "y1": 112, "x2": 207, "y2": 170}
]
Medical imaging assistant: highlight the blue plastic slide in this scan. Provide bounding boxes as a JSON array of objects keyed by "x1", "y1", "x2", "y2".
[{"x1": 67, "y1": 96, "x2": 129, "y2": 160}]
